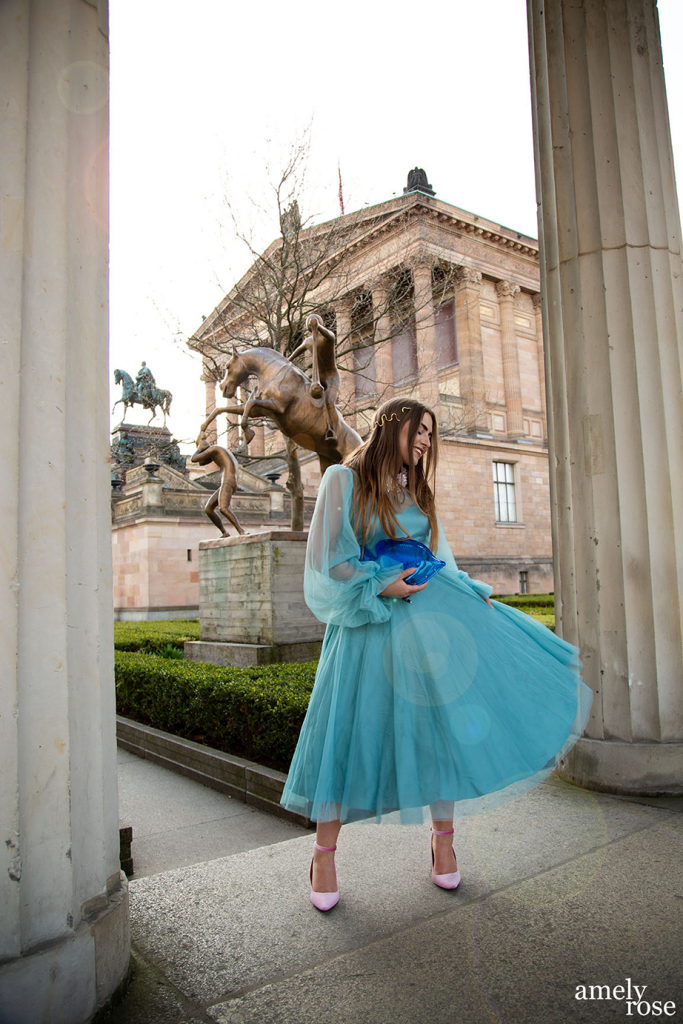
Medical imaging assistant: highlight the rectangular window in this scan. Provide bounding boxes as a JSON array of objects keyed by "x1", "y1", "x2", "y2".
[
  {"x1": 493, "y1": 462, "x2": 517, "y2": 522},
  {"x1": 519, "y1": 570, "x2": 528, "y2": 594},
  {"x1": 434, "y1": 298, "x2": 458, "y2": 368}
]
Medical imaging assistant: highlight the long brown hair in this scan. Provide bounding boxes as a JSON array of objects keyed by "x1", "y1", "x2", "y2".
[{"x1": 344, "y1": 398, "x2": 439, "y2": 552}]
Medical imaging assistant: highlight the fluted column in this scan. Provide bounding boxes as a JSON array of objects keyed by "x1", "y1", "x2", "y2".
[
  {"x1": 528, "y1": 0, "x2": 683, "y2": 792},
  {"x1": 496, "y1": 281, "x2": 525, "y2": 438},
  {"x1": 334, "y1": 298, "x2": 356, "y2": 427},
  {"x1": 371, "y1": 280, "x2": 395, "y2": 403},
  {"x1": 532, "y1": 292, "x2": 548, "y2": 444},
  {"x1": 412, "y1": 263, "x2": 440, "y2": 408},
  {"x1": 0, "y1": 2, "x2": 130, "y2": 1021},
  {"x1": 455, "y1": 268, "x2": 488, "y2": 434}
]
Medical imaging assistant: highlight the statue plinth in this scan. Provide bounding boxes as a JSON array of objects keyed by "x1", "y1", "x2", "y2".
[{"x1": 184, "y1": 531, "x2": 324, "y2": 667}]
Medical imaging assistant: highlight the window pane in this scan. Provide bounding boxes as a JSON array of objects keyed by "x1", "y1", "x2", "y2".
[{"x1": 493, "y1": 462, "x2": 517, "y2": 522}]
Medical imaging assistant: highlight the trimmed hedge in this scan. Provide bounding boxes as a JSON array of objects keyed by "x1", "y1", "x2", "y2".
[
  {"x1": 493, "y1": 593, "x2": 555, "y2": 609},
  {"x1": 114, "y1": 620, "x2": 200, "y2": 654},
  {"x1": 115, "y1": 651, "x2": 316, "y2": 772}
]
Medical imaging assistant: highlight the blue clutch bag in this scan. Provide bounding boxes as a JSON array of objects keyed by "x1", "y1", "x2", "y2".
[{"x1": 360, "y1": 538, "x2": 446, "y2": 586}]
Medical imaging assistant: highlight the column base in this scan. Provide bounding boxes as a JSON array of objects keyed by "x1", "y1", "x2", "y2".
[
  {"x1": 557, "y1": 738, "x2": 683, "y2": 796},
  {"x1": 0, "y1": 872, "x2": 130, "y2": 1024}
]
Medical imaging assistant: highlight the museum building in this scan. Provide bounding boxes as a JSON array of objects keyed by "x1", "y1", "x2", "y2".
[{"x1": 192, "y1": 171, "x2": 552, "y2": 596}]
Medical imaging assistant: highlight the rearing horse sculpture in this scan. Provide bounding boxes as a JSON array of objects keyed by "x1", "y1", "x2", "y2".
[{"x1": 201, "y1": 345, "x2": 362, "y2": 473}]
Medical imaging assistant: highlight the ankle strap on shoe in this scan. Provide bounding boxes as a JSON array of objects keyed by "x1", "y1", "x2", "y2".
[
  {"x1": 430, "y1": 828, "x2": 454, "y2": 836},
  {"x1": 314, "y1": 842, "x2": 337, "y2": 852}
]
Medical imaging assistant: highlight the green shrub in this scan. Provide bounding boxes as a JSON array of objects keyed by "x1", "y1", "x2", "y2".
[
  {"x1": 158, "y1": 644, "x2": 185, "y2": 660},
  {"x1": 493, "y1": 593, "x2": 555, "y2": 609},
  {"x1": 115, "y1": 651, "x2": 316, "y2": 772},
  {"x1": 114, "y1": 620, "x2": 200, "y2": 654}
]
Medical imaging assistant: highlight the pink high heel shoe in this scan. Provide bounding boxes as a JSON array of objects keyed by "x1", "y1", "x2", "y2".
[
  {"x1": 430, "y1": 827, "x2": 461, "y2": 890},
  {"x1": 310, "y1": 842, "x2": 339, "y2": 912}
]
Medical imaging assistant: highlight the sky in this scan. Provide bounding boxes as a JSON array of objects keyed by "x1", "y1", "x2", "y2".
[{"x1": 109, "y1": 0, "x2": 683, "y2": 452}]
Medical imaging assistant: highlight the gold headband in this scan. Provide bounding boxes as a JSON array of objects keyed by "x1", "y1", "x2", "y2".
[{"x1": 376, "y1": 406, "x2": 411, "y2": 428}]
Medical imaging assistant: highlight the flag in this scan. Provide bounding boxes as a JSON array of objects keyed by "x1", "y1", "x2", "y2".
[{"x1": 338, "y1": 163, "x2": 345, "y2": 215}]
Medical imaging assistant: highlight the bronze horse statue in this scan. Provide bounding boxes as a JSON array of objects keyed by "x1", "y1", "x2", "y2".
[{"x1": 201, "y1": 344, "x2": 362, "y2": 472}]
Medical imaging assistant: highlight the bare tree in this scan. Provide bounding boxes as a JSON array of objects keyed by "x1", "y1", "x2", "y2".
[{"x1": 189, "y1": 140, "x2": 469, "y2": 527}]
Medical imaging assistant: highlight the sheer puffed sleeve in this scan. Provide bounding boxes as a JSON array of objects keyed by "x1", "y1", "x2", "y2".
[
  {"x1": 304, "y1": 465, "x2": 404, "y2": 627},
  {"x1": 436, "y1": 516, "x2": 493, "y2": 599}
]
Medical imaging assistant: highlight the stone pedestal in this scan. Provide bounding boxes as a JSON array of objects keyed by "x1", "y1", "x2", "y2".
[
  {"x1": 111, "y1": 422, "x2": 180, "y2": 466},
  {"x1": 529, "y1": 0, "x2": 683, "y2": 793},
  {"x1": 186, "y1": 532, "x2": 325, "y2": 666},
  {"x1": 0, "y1": 1, "x2": 130, "y2": 1020}
]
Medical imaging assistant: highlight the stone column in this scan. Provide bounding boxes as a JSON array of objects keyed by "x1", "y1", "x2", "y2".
[
  {"x1": 412, "y1": 263, "x2": 440, "y2": 408},
  {"x1": 528, "y1": 0, "x2": 683, "y2": 792},
  {"x1": 335, "y1": 298, "x2": 356, "y2": 427},
  {"x1": 496, "y1": 280, "x2": 525, "y2": 439},
  {"x1": 371, "y1": 280, "x2": 395, "y2": 402},
  {"x1": 0, "y1": 3, "x2": 130, "y2": 1022},
  {"x1": 532, "y1": 292, "x2": 548, "y2": 444},
  {"x1": 455, "y1": 268, "x2": 488, "y2": 434},
  {"x1": 203, "y1": 372, "x2": 218, "y2": 445}
]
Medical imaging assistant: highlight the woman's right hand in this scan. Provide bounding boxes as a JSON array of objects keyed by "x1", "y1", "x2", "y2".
[{"x1": 379, "y1": 568, "x2": 428, "y2": 600}]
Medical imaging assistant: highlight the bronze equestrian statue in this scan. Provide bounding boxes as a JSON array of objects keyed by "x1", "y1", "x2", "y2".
[
  {"x1": 113, "y1": 365, "x2": 173, "y2": 426},
  {"x1": 201, "y1": 320, "x2": 361, "y2": 474}
]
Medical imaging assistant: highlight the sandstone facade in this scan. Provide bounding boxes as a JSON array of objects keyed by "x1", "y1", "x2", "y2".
[{"x1": 196, "y1": 188, "x2": 549, "y2": 595}]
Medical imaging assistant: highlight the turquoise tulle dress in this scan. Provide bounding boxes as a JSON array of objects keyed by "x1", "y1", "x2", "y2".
[{"x1": 280, "y1": 465, "x2": 592, "y2": 824}]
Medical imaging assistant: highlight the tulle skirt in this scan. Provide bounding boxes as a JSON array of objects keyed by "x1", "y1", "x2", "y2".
[{"x1": 280, "y1": 569, "x2": 592, "y2": 823}]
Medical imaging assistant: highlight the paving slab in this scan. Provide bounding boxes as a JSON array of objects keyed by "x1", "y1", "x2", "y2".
[
  {"x1": 207, "y1": 823, "x2": 683, "y2": 1024},
  {"x1": 111, "y1": 752, "x2": 682, "y2": 1024},
  {"x1": 117, "y1": 747, "x2": 308, "y2": 878},
  {"x1": 123, "y1": 779, "x2": 681, "y2": 1012}
]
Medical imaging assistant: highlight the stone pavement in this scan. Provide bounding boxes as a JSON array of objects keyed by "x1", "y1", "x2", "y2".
[{"x1": 110, "y1": 749, "x2": 683, "y2": 1024}]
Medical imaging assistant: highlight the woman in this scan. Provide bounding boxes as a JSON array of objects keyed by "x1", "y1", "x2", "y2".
[{"x1": 280, "y1": 398, "x2": 591, "y2": 912}]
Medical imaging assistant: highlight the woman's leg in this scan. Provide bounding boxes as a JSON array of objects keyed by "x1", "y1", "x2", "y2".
[
  {"x1": 312, "y1": 819, "x2": 342, "y2": 893},
  {"x1": 431, "y1": 803, "x2": 457, "y2": 875}
]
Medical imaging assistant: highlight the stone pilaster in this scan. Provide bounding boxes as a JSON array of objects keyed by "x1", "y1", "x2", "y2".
[
  {"x1": 532, "y1": 292, "x2": 548, "y2": 444},
  {"x1": 455, "y1": 268, "x2": 488, "y2": 434},
  {"x1": 496, "y1": 281, "x2": 525, "y2": 439},
  {"x1": 371, "y1": 280, "x2": 395, "y2": 402},
  {"x1": 0, "y1": 1, "x2": 130, "y2": 1020},
  {"x1": 412, "y1": 263, "x2": 440, "y2": 409},
  {"x1": 529, "y1": 0, "x2": 683, "y2": 792}
]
